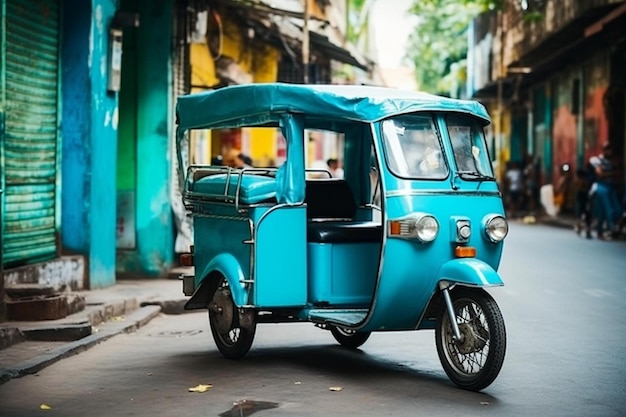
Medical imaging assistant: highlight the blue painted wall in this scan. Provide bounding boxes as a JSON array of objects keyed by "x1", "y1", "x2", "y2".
[{"x1": 61, "y1": 0, "x2": 119, "y2": 289}]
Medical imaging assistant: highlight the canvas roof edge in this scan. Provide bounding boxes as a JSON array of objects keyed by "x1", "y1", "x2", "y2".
[{"x1": 176, "y1": 83, "x2": 491, "y2": 131}]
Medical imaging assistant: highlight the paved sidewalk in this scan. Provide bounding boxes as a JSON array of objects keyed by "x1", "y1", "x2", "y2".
[{"x1": 0, "y1": 275, "x2": 189, "y2": 384}]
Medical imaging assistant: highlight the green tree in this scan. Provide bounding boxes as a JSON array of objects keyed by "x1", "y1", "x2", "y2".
[
  {"x1": 407, "y1": 0, "x2": 496, "y2": 95},
  {"x1": 346, "y1": 0, "x2": 375, "y2": 47}
]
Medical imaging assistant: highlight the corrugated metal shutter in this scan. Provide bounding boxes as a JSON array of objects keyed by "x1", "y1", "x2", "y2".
[{"x1": 2, "y1": 0, "x2": 60, "y2": 267}]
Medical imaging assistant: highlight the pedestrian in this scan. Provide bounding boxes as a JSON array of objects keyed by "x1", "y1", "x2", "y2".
[
  {"x1": 522, "y1": 155, "x2": 539, "y2": 215},
  {"x1": 211, "y1": 155, "x2": 223, "y2": 166},
  {"x1": 554, "y1": 163, "x2": 574, "y2": 214},
  {"x1": 573, "y1": 167, "x2": 592, "y2": 238},
  {"x1": 504, "y1": 160, "x2": 524, "y2": 218},
  {"x1": 327, "y1": 158, "x2": 344, "y2": 178},
  {"x1": 588, "y1": 142, "x2": 622, "y2": 239},
  {"x1": 236, "y1": 153, "x2": 254, "y2": 169}
]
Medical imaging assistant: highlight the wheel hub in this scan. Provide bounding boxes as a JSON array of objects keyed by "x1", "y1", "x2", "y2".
[
  {"x1": 456, "y1": 322, "x2": 487, "y2": 354},
  {"x1": 210, "y1": 288, "x2": 234, "y2": 334}
]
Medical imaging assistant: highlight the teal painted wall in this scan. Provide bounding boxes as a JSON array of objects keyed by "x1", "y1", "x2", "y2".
[
  {"x1": 90, "y1": 0, "x2": 120, "y2": 287},
  {"x1": 62, "y1": 0, "x2": 118, "y2": 289},
  {"x1": 116, "y1": 0, "x2": 174, "y2": 276}
]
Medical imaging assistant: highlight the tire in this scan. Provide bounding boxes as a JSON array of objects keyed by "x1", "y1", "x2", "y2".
[
  {"x1": 208, "y1": 276, "x2": 256, "y2": 359},
  {"x1": 435, "y1": 288, "x2": 506, "y2": 391},
  {"x1": 330, "y1": 326, "x2": 371, "y2": 349}
]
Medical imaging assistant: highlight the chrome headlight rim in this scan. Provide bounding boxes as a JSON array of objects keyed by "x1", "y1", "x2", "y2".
[
  {"x1": 414, "y1": 214, "x2": 439, "y2": 243},
  {"x1": 483, "y1": 214, "x2": 508, "y2": 243},
  {"x1": 387, "y1": 212, "x2": 439, "y2": 243}
]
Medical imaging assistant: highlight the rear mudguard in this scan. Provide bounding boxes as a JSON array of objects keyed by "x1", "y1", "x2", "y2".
[
  {"x1": 436, "y1": 258, "x2": 504, "y2": 288},
  {"x1": 184, "y1": 253, "x2": 248, "y2": 310}
]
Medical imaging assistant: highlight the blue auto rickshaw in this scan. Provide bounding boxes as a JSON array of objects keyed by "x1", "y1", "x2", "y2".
[{"x1": 176, "y1": 83, "x2": 508, "y2": 391}]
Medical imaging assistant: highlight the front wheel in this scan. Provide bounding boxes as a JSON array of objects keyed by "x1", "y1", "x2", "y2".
[
  {"x1": 435, "y1": 288, "x2": 506, "y2": 391},
  {"x1": 330, "y1": 326, "x2": 371, "y2": 349},
  {"x1": 208, "y1": 277, "x2": 256, "y2": 359}
]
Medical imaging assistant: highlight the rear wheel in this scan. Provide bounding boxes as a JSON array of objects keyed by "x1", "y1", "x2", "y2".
[
  {"x1": 435, "y1": 288, "x2": 506, "y2": 391},
  {"x1": 208, "y1": 277, "x2": 256, "y2": 359},
  {"x1": 330, "y1": 326, "x2": 371, "y2": 349}
]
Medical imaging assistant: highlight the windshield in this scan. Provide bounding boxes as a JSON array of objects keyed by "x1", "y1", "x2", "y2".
[
  {"x1": 446, "y1": 114, "x2": 494, "y2": 178},
  {"x1": 381, "y1": 115, "x2": 448, "y2": 179}
]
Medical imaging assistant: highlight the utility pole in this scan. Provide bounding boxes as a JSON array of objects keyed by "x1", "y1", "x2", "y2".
[
  {"x1": 496, "y1": 8, "x2": 505, "y2": 180},
  {"x1": 303, "y1": 0, "x2": 310, "y2": 83}
]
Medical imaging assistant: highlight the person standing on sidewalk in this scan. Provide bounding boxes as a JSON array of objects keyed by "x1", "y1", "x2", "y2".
[
  {"x1": 573, "y1": 166, "x2": 593, "y2": 238},
  {"x1": 504, "y1": 160, "x2": 524, "y2": 218},
  {"x1": 589, "y1": 142, "x2": 622, "y2": 239}
]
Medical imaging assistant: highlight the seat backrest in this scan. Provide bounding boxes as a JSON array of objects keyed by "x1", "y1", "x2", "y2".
[{"x1": 305, "y1": 179, "x2": 356, "y2": 219}]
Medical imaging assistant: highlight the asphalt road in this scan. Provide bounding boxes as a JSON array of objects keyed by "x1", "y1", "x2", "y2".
[{"x1": 1, "y1": 222, "x2": 625, "y2": 417}]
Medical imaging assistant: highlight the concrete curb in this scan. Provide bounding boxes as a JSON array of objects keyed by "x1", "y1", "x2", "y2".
[{"x1": 0, "y1": 305, "x2": 161, "y2": 385}]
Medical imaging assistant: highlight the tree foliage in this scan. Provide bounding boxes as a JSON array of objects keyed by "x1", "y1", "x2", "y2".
[
  {"x1": 407, "y1": 0, "x2": 494, "y2": 95},
  {"x1": 346, "y1": 0, "x2": 373, "y2": 45}
]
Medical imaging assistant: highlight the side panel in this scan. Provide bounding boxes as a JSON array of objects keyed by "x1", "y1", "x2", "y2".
[
  {"x1": 307, "y1": 242, "x2": 378, "y2": 306},
  {"x1": 254, "y1": 206, "x2": 307, "y2": 306},
  {"x1": 194, "y1": 214, "x2": 251, "y2": 289}
]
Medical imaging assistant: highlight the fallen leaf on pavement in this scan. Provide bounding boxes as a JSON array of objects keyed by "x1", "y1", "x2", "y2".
[
  {"x1": 40, "y1": 404, "x2": 52, "y2": 410},
  {"x1": 188, "y1": 384, "x2": 213, "y2": 393},
  {"x1": 329, "y1": 386, "x2": 343, "y2": 392}
]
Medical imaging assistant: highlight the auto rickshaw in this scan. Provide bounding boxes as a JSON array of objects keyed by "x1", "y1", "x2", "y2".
[{"x1": 176, "y1": 83, "x2": 508, "y2": 391}]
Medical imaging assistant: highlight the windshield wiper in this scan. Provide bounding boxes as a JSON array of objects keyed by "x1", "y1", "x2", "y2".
[{"x1": 457, "y1": 171, "x2": 493, "y2": 180}]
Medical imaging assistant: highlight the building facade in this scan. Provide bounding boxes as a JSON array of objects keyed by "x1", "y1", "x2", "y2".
[
  {"x1": 0, "y1": 0, "x2": 369, "y2": 321},
  {"x1": 468, "y1": 0, "x2": 626, "y2": 194}
]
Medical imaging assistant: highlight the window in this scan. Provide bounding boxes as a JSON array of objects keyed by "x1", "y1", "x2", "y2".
[
  {"x1": 446, "y1": 115, "x2": 494, "y2": 178},
  {"x1": 381, "y1": 115, "x2": 448, "y2": 179}
]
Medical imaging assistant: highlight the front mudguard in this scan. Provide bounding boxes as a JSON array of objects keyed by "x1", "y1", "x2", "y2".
[
  {"x1": 435, "y1": 258, "x2": 504, "y2": 289},
  {"x1": 419, "y1": 258, "x2": 503, "y2": 329},
  {"x1": 184, "y1": 253, "x2": 248, "y2": 310}
]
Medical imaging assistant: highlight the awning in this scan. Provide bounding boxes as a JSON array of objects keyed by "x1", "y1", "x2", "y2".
[{"x1": 217, "y1": 0, "x2": 370, "y2": 71}]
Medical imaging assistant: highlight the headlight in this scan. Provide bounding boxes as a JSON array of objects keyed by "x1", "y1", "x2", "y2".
[
  {"x1": 415, "y1": 215, "x2": 439, "y2": 242},
  {"x1": 388, "y1": 213, "x2": 439, "y2": 243},
  {"x1": 484, "y1": 214, "x2": 508, "y2": 242}
]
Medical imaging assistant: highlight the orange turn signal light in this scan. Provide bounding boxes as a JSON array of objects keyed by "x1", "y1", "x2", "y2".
[
  {"x1": 389, "y1": 221, "x2": 401, "y2": 236},
  {"x1": 455, "y1": 246, "x2": 476, "y2": 258},
  {"x1": 180, "y1": 253, "x2": 194, "y2": 267}
]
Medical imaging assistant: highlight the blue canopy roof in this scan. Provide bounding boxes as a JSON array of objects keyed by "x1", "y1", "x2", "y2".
[{"x1": 176, "y1": 83, "x2": 491, "y2": 131}]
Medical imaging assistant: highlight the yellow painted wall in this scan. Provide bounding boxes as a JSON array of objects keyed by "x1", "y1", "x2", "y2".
[
  {"x1": 190, "y1": 43, "x2": 218, "y2": 88},
  {"x1": 248, "y1": 45, "x2": 280, "y2": 164},
  {"x1": 189, "y1": 14, "x2": 281, "y2": 166}
]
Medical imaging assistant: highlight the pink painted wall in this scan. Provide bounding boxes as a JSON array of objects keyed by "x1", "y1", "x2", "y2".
[
  {"x1": 583, "y1": 85, "x2": 609, "y2": 162},
  {"x1": 552, "y1": 106, "x2": 577, "y2": 182}
]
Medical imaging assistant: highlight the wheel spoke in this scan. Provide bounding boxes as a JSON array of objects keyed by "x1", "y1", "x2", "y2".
[
  {"x1": 436, "y1": 289, "x2": 506, "y2": 391},
  {"x1": 445, "y1": 299, "x2": 492, "y2": 374}
]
